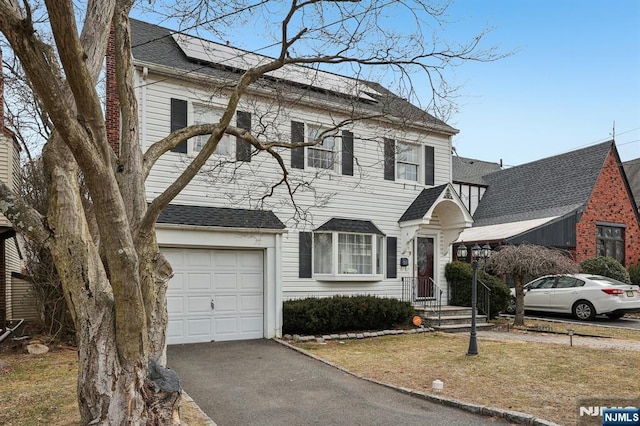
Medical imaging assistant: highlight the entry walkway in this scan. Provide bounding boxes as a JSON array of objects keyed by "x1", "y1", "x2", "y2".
[{"x1": 477, "y1": 330, "x2": 640, "y2": 351}]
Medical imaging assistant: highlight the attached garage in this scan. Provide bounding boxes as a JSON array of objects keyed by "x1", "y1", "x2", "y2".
[
  {"x1": 156, "y1": 204, "x2": 286, "y2": 345},
  {"x1": 164, "y1": 248, "x2": 264, "y2": 344}
]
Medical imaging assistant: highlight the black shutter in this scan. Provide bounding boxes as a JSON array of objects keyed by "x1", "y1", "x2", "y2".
[
  {"x1": 341, "y1": 130, "x2": 354, "y2": 176},
  {"x1": 386, "y1": 237, "x2": 397, "y2": 278},
  {"x1": 236, "y1": 110, "x2": 252, "y2": 162},
  {"x1": 384, "y1": 138, "x2": 395, "y2": 181},
  {"x1": 170, "y1": 98, "x2": 188, "y2": 153},
  {"x1": 425, "y1": 145, "x2": 435, "y2": 186},
  {"x1": 291, "y1": 121, "x2": 305, "y2": 169},
  {"x1": 299, "y1": 232, "x2": 312, "y2": 278}
]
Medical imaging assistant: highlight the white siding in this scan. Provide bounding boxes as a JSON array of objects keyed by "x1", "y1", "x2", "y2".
[
  {"x1": 0, "y1": 134, "x2": 15, "y2": 228},
  {"x1": 11, "y1": 274, "x2": 38, "y2": 321},
  {"x1": 140, "y1": 70, "x2": 460, "y2": 303},
  {"x1": 5, "y1": 237, "x2": 22, "y2": 319}
]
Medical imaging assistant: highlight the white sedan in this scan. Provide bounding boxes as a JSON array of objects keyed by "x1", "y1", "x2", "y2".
[{"x1": 508, "y1": 274, "x2": 640, "y2": 320}]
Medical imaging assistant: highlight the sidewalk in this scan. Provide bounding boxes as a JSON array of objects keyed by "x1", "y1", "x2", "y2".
[{"x1": 477, "y1": 330, "x2": 640, "y2": 351}]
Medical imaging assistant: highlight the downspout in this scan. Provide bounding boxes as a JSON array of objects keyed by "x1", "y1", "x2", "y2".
[{"x1": 0, "y1": 318, "x2": 24, "y2": 343}]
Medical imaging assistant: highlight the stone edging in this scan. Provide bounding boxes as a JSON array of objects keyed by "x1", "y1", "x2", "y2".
[
  {"x1": 283, "y1": 326, "x2": 433, "y2": 343},
  {"x1": 275, "y1": 338, "x2": 560, "y2": 426}
]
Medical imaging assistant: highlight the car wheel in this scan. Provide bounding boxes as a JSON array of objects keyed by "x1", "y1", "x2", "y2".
[
  {"x1": 573, "y1": 300, "x2": 596, "y2": 321},
  {"x1": 506, "y1": 298, "x2": 516, "y2": 314},
  {"x1": 606, "y1": 313, "x2": 624, "y2": 320}
]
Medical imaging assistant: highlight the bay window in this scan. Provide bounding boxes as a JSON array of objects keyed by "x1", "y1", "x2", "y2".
[{"x1": 314, "y1": 231, "x2": 384, "y2": 278}]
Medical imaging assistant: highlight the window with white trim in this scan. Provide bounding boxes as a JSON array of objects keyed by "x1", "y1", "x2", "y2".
[
  {"x1": 192, "y1": 104, "x2": 232, "y2": 156},
  {"x1": 313, "y1": 232, "x2": 384, "y2": 278},
  {"x1": 396, "y1": 141, "x2": 420, "y2": 181},
  {"x1": 307, "y1": 125, "x2": 336, "y2": 169}
]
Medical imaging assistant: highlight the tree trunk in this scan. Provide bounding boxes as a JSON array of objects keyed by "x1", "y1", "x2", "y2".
[
  {"x1": 514, "y1": 275, "x2": 526, "y2": 326},
  {"x1": 44, "y1": 138, "x2": 180, "y2": 424}
]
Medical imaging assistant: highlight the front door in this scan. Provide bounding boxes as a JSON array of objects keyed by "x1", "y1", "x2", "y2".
[{"x1": 416, "y1": 237, "x2": 434, "y2": 298}]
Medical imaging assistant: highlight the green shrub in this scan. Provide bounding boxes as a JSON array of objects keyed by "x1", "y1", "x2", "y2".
[
  {"x1": 628, "y1": 264, "x2": 640, "y2": 286},
  {"x1": 445, "y1": 261, "x2": 510, "y2": 318},
  {"x1": 580, "y1": 256, "x2": 630, "y2": 283},
  {"x1": 282, "y1": 295, "x2": 414, "y2": 335}
]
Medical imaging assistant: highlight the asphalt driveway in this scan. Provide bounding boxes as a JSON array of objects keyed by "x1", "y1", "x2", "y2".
[{"x1": 167, "y1": 339, "x2": 511, "y2": 426}]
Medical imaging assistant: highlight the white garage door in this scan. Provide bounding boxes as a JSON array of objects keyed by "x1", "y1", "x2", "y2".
[{"x1": 163, "y1": 248, "x2": 264, "y2": 344}]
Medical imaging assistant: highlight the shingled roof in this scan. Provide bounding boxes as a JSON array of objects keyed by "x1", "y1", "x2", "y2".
[
  {"x1": 472, "y1": 141, "x2": 614, "y2": 227},
  {"x1": 623, "y1": 158, "x2": 640, "y2": 209},
  {"x1": 452, "y1": 156, "x2": 502, "y2": 186},
  {"x1": 129, "y1": 18, "x2": 457, "y2": 134},
  {"x1": 315, "y1": 218, "x2": 384, "y2": 235},
  {"x1": 157, "y1": 204, "x2": 285, "y2": 230},
  {"x1": 399, "y1": 184, "x2": 449, "y2": 222}
]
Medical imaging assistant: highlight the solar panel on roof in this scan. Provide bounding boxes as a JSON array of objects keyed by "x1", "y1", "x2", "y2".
[{"x1": 172, "y1": 33, "x2": 380, "y2": 102}]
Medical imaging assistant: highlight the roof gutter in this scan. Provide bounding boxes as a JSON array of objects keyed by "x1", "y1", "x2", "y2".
[{"x1": 155, "y1": 222, "x2": 287, "y2": 235}]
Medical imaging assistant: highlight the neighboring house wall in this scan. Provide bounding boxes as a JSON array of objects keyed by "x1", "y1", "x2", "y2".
[
  {"x1": 0, "y1": 133, "x2": 16, "y2": 228},
  {"x1": 11, "y1": 273, "x2": 38, "y2": 321},
  {"x1": 0, "y1": 133, "x2": 21, "y2": 322},
  {"x1": 576, "y1": 152, "x2": 640, "y2": 266},
  {"x1": 453, "y1": 183, "x2": 487, "y2": 216}
]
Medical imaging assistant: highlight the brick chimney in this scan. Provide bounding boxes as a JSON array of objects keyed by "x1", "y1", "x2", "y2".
[{"x1": 106, "y1": 26, "x2": 120, "y2": 153}]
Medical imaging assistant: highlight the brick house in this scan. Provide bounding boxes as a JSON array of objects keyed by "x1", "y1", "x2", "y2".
[{"x1": 455, "y1": 141, "x2": 640, "y2": 267}]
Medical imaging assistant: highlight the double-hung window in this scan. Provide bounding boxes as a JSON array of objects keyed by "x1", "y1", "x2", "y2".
[
  {"x1": 596, "y1": 224, "x2": 625, "y2": 265},
  {"x1": 396, "y1": 141, "x2": 420, "y2": 182},
  {"x1": 192, "y1": 104, "x2": 231, "y2": 156},
  {"x1": 313, "y1": 231, "x2": 384, "y2": 279},
  {"x1": 307, "y1": 125, "x2": 336, "y2": 169}
]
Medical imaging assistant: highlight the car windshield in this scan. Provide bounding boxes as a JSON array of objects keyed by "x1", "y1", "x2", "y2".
[{"x1": 586, "y1": 276, "x2": 628, "y2": 287}]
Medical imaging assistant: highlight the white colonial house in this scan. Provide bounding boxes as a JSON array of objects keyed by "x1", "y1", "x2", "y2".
[{"x1": 108, "y1": 19, "x2": 473, "y2": 344}]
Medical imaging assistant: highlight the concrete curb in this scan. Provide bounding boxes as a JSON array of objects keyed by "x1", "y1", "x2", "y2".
[
  {"x1": 275, "y1": 338, "x2": 560, "y2": 426},
  {"x1": 182, "y1": 390, "x2": 217, "y2": 426}
]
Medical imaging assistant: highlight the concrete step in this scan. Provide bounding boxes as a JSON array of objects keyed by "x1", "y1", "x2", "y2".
[
  {"x1": 433, "y1": 322, "x2": 495, "y2": 333},
  {"x1": 414, "y1": 305, "x2": 474, "y2": 317},
  {"x1": 423, "y1": 314, "x2": 487, "y2": 326}
]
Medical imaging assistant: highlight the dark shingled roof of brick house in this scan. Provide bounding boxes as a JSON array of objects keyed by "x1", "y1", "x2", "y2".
[
  {"x1": 623, "y1": 158, "x2": 640, "y2": 209},
  {"x1": 315, "y1": 218, "x2": 384, "y2": 235},
  {"x1": 157, "y1": 204, "x2": 285, "y2": 229},
  {"x1": 452, "y1": 156, "x2": 502, "y2": 186},
  {"x1": 399, "y1": 184, "x2": 449, "y2": 222},
  {"x1": 472, "y1": 141, "x2": 614, "y2": 227},
  {"x1": 129, "y1": 18, "x2": 457, "y2": 135}
]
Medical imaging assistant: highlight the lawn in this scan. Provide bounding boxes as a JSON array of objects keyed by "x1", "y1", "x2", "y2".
[
  {"x1": 0, "y1": 347, "x2": 210, "y2": 425},
  {"x1": 294, "y1": 330, "x2": 640, "y2": 426},
  {"x1": 1, "y1": 323, "x2": 638, "y2": 425}
]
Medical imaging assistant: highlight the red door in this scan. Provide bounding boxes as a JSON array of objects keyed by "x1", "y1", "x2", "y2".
[{"x1": 417, "y1": 237, "x2": 434, "y2": 298}]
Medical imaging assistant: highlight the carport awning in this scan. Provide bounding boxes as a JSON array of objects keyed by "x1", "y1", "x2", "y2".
[{"x1": 456, "y1": 216, "x2": 559, "y2": 243}]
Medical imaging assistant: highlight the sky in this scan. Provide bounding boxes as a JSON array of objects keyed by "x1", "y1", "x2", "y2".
[
  {"x1": 440, "y1": 0, "x2": 640, "y2": 166},
  {"x1": 132, "y1": 0, "x2": 640, "y2": 166}
]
